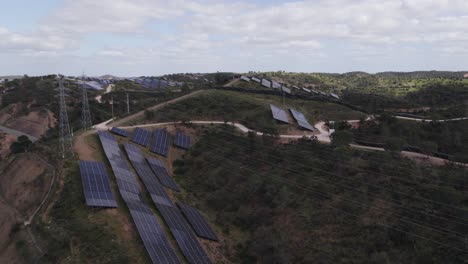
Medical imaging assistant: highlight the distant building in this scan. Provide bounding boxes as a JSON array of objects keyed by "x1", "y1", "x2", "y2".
[{"x1": 464, "y1": 73, "x2": 468, "y2": 78}]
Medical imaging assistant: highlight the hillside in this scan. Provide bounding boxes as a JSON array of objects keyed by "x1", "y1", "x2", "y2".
[
  {"x1": 133, "y1": 90, "x2": 363, "y2": 134},
  {"x1": 174, "y1": 125, "x2": 468, "y2": 263},
  {"x1": 0, "y1": 73, "x2": 467, "y2": 263}
]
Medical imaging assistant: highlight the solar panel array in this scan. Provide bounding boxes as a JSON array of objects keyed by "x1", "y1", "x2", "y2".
[
  {"x1": 174, "y1": 131, "x2": 191, "y2": 150},
  {"x1": 123, "y1": 143, "x2": 174, "y2": 206},
  {"x1": 131, "y1": 127, "x2": 151, "y2": 147},
  {"x1": 261, "y1": 79, "x2": 271, "y2": 88},
  {"x1": 147, "y1": 157, "x2": 180, "y2": 191},
  {"x1": 282, "y1": 86, "x2": 291, "y2": 94},
  {"x1": 142, "y1": 79, "x2": 152, "y2": 89},
  {"x1": 272, "y1": 81, "x2": 281, "y2": 89},
  {"x1": 97, "y1": 132, "x2": 180, "y2": 264},
  {"x1": 110, "y1": 127, "x2": 129, "y2": 137},
  {"x1": 123, "y1": 143, "x2": 211, "y2": 264},
  {"x1": 151, "y1": 79, "x2": 160, "y2": 89},
  {"x1": 251, "y1": 77, "x2": 261, "y2": 83},
  {"x1": 177, "y1": 202, "x2": 218, "y2": 241},
  {"x1": 330, "y1": 92, "x2": 340, "y2": 99},
  {"x1": 79, "y1": 161, "x2": 118, "y2": 208},
  {"x1": 240, "y1": 76, "x2": 250, "y2": 82},
  {"x1": 289, "y1": 108, "x2": 315, "y2": 131},
  {"x1": 270, "y1": 104, "x2": 289, "y2": 123},
  {"x1": 150, "y1": 129, "x2": 170, "y2": 156},
  {"x1": 302, "y1": 87, "x2": 311, "y2": 93}
]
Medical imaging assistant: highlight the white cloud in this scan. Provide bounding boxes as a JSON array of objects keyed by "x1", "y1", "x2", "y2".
[{"x1": 2, "y1": 0, "x2": 468, "y2": 74}]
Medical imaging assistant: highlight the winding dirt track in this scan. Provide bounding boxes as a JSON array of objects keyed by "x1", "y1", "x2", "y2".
[{"x1": 82, "y1": 90, "x2": 467, "y2": 167}]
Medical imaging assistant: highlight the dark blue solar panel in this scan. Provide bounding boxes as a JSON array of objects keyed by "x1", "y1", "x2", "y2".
[
  {"x1": 289, "y1": 108, "x2": 314, "y2": 131},
  {"x1": 122, "y1": 143, "x2": 211, "y2": 264},
  {"x1": 131, "y1": 127, "x2": 151, "y2": 147},
  {"x1": 160, "y1": 80, "x2": 167, "y2": 89},
  {"x1": 79, "y1": 160, "x2": 117, "y2": 208},
  {"x1": 142, "y1": 79, "x2": 152, "y2": 89},
  {"x1": 147, "y1": 157, "x2": 180, "y2": 191},
  {"x1": 110, "y1": 127, "x2": 129, "y2": 137},
  {"x1": 158, "y1": 205, "x2": 212, "y2": 264},
  {"x1": 177, "y1": 202, "x2": 218, "y2": 241},
  {"x1": 174, "y1": 131, "x2": 190, "y2": 150},
  {"x1": 270, "y1": 104, "x2": 289, "y2": 123},
  {"x1": 123, "y1": 143, "x2": 173, "y2": 207},
  {"x1": 97, "y1": 132, "x2": 180, "y2": 264},
  {"x1": 150, "y1": 129, "x2": 170, "y2": 156},
  {"x1": 151, "y1": 79, "x2": 160, "y2": 89}
]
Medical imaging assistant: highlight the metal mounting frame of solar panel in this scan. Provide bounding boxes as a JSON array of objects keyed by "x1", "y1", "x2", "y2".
[
  {"x1": 270, "y1": 104, "x2": 289, "y2": 124},
  {"x1": 79, "y1": 160, "x2": 118, "y2": 208},
  {"x1": 177, "y1": 202, "x2": 218, "y2": 241},
  {"x1": 97, "y1": 132, "x2": 180, "y2": 264},
  {"x1": 147, "y1": 157, "x2": 180, "y2": 191},
  {"x1": 289, "y1": 108, "x2": 315, "y2": 131},
  {"x1": 131, "y1": 127, "x2": 151, "y2": 147},
  {"x1": 150, "y1": 129, "x2": 170, "y2": 156},
  {"x1": 174, "y1": 131, "x2": 190, "y2": 150},
  {"x1": 123, "y1": 143, "x2": 211, "y2": 264},
  {"x1": 110, "y1": 127, "x2": 129, "y2": 137}
]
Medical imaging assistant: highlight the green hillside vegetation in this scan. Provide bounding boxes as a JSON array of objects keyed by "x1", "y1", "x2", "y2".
[
  {"x1": 350, "y1": 115, "x2": 468, "y2": 162},
  {"x1": 174, "y1": 126, "x2": 468, "y2": 263},
  {"x1": 244, "y1": 71, "x2": 468, "y2": 98},
  {"x1": 137, "y1": 90, "x2": 363, "y2": 134}
]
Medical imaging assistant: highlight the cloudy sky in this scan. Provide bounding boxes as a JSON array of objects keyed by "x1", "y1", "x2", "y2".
[{"x1": 1, "y1": 0, "x2": 468, "y2": 76}]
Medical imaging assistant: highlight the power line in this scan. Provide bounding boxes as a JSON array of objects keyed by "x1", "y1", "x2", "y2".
[
  {"x1": 192, "y1": 151, "x2": 468, "y2": 253},
  {"x1": 200, "y1": 132, "x2": 468, "y2": 224}
]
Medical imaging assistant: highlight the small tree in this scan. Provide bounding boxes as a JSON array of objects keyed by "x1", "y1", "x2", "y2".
[
  {"x1": 385, "y1": 137, "x2": 407, "y2": 152},
  {"x1": 331, "y1": 130, "x2": 353, "y2": 147},
  {"x1": 10, "y1": 135, "x2": 32, "y2": 154},
  {"x1": 420, "y1": 141, "x2": 438, "y2": 155},
  {"x1": 144, "y1": 110, "x2": 154, "y2": 120}
]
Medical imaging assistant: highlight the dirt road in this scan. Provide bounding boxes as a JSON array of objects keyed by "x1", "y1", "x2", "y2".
[{"x1": 109, "y1": 90, "x2": 205, "y2": 127}]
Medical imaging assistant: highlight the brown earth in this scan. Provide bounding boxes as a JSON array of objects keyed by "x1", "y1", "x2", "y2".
[
  {"x1": 0, "y1": 153, "x2": 51, "y2": 263},
  {"x1": 0, "y1": 103, "x2": 56, "y2": 139},
  {"x1": 0, "y1": 132, "x2": 16, "y2": 159}
]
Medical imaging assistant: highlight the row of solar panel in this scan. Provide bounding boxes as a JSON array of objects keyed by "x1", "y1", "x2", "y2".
[
  {"x1": 123, "y1": 142, "x2": 212, "y2": 264},
  {"x1": 270, "y1": 104, "x2": 315, "y2": 131},
  {"x1": 98, "y1": 131, "x2": 180, "y2": 264},
  {"x1": 79, "y1": 161, "x2": 117, "y2": 208},
  {"x1": 129, "y1": 128, "x2": 191, "y2": 155},
  {"x1": 241, "y1": 76, "x2": 340, "y2": 98},
  {"x1": 134, "y1": 78, "x2": 183, "y2": 89}
]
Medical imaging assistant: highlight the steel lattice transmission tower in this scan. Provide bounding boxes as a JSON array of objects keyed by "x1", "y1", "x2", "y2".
[
  {"x1": 57, "y1": 76, "x2": 73, "y2": 159},
  {"x1": 81, "y1": 86, "x2": 92, "y2": 130}
]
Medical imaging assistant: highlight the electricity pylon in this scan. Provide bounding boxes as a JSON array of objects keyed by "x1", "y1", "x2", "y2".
[{"x1": 57, "y1": 76, "x2": 73, "y2": 159}]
